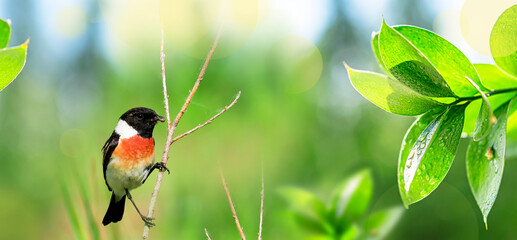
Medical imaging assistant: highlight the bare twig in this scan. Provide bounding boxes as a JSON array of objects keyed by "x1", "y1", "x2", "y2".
[
  {"x1": 258, "y1": 166, "x2": 264, "y2": 240},
  {"x1": 171, "y1": 91, "x2": 241, "y2": 144},
  {"x1": 142, "y1": 28, "x2": 173, "y2": 240},
  {"x1": 219, "y1": 168, "x2": 246, "y2": 240},
  {"x1": 169, "y1": 24, "x2": 224, "y2": 138},
  {"x1": 205, "y1": 228, "x2": 212, "y2": 240},
  {"x1": 142, "y1": 23, "x2": 230, "y2": 239}
]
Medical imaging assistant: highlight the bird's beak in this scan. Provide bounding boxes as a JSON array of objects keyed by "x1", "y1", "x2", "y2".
[{"x1": 156, "y1": 115, "x2": 166, "y2": 122}]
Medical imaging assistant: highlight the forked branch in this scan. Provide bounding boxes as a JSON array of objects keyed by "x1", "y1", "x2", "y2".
[
  {"x1": 142, "y1": 23, "x2": 239, "y2": 239},
  {"x1": 172, "y1": 91, "x2": 241, "y2": 144}
]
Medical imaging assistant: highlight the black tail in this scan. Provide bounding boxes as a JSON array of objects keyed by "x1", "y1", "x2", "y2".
[{"x1": 102, "y1": 193, "x2": 126, "y2": 226}]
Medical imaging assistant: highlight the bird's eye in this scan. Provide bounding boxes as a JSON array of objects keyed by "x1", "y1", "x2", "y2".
[{"x1": 136, "y1": 113, "x2": 144, "y2": 120}]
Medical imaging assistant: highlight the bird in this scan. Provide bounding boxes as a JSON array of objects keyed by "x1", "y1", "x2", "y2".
[{"x1": 101, "y1": 107, "x2": 169, "y2": 226}]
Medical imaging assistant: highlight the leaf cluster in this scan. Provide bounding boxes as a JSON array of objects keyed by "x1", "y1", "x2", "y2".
[
  {"x1": 346, "y1": 5, "x2": 517, "y2": 227},
  {"x1": 0, "y1": 18, "x2": 28, "y2": 92},
  {"x1": 279, "y1": 170, "x2": 403, "y2": 240}
]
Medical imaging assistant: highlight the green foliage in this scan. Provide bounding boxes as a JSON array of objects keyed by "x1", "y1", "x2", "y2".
[
  {"x1": 330, "y1": 170, "x2": 373, "y2": 225},
  {"x1": 392, "y1": 26, "x2": 485, "y2": 97},
  {"x1": 0, "y1": 19, "x2": 10, "y2": 48},
  {"x1": 378, "y1": 20, "x2": 455, "y2": 97},
  {"x1": 346, "y1": 5, "x2": 517, "y2": 227},
  {"x1": 0, "y1": 18, "x2": 28, "y2": 92},
  {"x1": 467, "y1": 102, "x2": 510, "y2": 228},
  {"x1": 280, "y1": 170, "x2": 403, "y2": 239},
  {"x1": 346, "y1": 65, "x2": 444, "y2": 116},
  {"x1": 475, "y1": 64, "x2": 517, "y2": 90},
  {"x1": 473, "y1": 99, "x2": 493, "y2": 141},
  {"x1": 278, "y1": 187, "x2": 331, "y2": 233},
  {"x1": 490, "y1": 5, "x2": 517, "y2": 77},
  {"x1": 398, "y1": 105, "x2": 465, "y2": 207}
]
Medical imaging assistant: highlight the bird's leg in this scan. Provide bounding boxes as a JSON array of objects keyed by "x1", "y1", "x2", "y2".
[
  {"x1": 125, "y1": 189, "x2": 155, "y2": 227},
  {"x1": 152, "y1": 162, "x2": 170, "y2": 174},
  {"x1": 142, "y1": 162, "x2": 170, "y2": 183}
]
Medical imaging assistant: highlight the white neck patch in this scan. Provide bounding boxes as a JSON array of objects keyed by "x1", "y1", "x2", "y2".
[{"x1": 115, "y1": 120, "x2": 138, "y2": 139}]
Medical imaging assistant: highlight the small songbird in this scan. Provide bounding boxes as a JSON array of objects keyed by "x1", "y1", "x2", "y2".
[{"x1": 102, "y1": 107, "x2": 169, "y2": 226}]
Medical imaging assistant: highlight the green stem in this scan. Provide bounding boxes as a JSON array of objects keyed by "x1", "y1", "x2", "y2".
[{"x1": 450, "y1": 87, "x2": 517, "y2": 105}]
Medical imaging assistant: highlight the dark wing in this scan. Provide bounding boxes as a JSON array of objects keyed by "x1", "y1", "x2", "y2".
[{"x1": 102, "y1": 131, "x2": 119, "y2": 191}]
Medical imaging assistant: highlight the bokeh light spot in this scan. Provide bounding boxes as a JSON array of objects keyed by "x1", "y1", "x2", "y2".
[
  {"x1": 269, "y1": 36, "x2": 323, "y2": 93},
  {"x1": 460, "y1": 0, "x2": 516, "y2": 56},
  {"x1": 159, "y1": 0, "x2": 258, "y2": 59},
  {"x1": 99, "y1": 0, "x2": 161, "y2": 49}
]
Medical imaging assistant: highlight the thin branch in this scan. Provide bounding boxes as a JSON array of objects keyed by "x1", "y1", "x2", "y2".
[
  {"x1": 160, "y1": 29, "x2": 172, "y2": 130},
  {"x1": 219, "y1": 168, "x2": 246, "y2": 240},
  {"x1": 169, "y1": 24, "x2": 224, "y2": 138},
  {"x1": 450, "y1": 87, "x2": 517, "y2": 105},
  {"x1": 205, "y1": 228, "x2": 212, "y2": 240},
  {"x1": 142, "y1": 28, "x2": 173, "y2": 240},
  {"x1": 171, "y1": 91, "x2": 241, "y2": 144},
  {"x1": 142, "y1": 23, "x2": 227, "y2": 239},
  {"x1": 258, "y1": 165, "x2": 264, "y2": 240},
  {"x1": 465, "y1": 76, "x2": 491, "y2": 113}
]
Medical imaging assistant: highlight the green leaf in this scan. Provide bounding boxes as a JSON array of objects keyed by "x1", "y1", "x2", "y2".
[
  {"x1": 490, "y1": 4, "x2": 517, "y2": 78},
  {"x1": 465, "y1": 76, "x2": 494, "y2": 141},
  {"x1": 0, "y1": 19, "x2": 10, "y2": 49},
  {"x1": 467, "y1": 101, "x2": 510, "y2": 228},
  {"x1": 394, "y1": 25, "x2": 486, "y2": 97},
  {"x1": 364, "y1": 206, "x2": 404, "y2": 240},
  {"x1": 371, "y1": 32, "x2": 388, "y2": 74},
  {"x1": 278, "y1": 187, "x2": 330, "y2": 233},
  {"x1": 475, "y1": 64, "x2": 517, "y2": 90},
  {"x1": 346, "y1": 65, "x2": 444, "y2": 116},
  {"x1": 398, "y1": 105, "x2": 465, "y2": 207},
  {"x1": 339, "y1": 224, "x2": 359, "y2": 240},
  {"x1": 473, "y1": 100, "x2": 495, "y2": 141},
  {"x1": 378, "y1": 20, "x2": 456, "y2": 97},
  {"x1": 464, "y1": 92, "x2": 516, "y2": 135},
  {"x1": 0, "y1": 41, "x2": 28, "y2": 92},
  {"x1": 330, "y1": 169, "x2": 373, "y2": 225}
]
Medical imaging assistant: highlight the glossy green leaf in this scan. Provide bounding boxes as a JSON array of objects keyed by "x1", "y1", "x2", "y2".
[
  {"x1": 0, "y1": 41, "x2": 28, "y2": 92},
  {"x1": 463, "y1": 92, "x2": 516, "y2": 135},
  {"x1": 465, "y1": 76, "x2": 494, "y2": 141},
  {"x1": 346, "y1": 65, "x2": 444, "y2": 116},
  {"x1": 278, "y1": 187, "x2": 330, "y2": 230},
  {"x1": 490, "y1": 4, "x2": 517, "y2": 78},
  {"x1": 330, "y1": 169, "x2": 373, "y2": 224},
  {"x1": 0, "y1": 19, "x2": 10, "y2": 48},
  {"x1": 398, "y1": 105, "x2": 465, "y2": 207},
  {"x1": 473, "y1": 100, "x2": 494, "y2": 141},
  {"x1": 475, "y1": 64, "x2": 517, "y2": 90},
  {"x1": 379, "y1": 20, "x2": 456, "y2": 97},
  {"x1": 467, "y1": 101, "x2": 510, "y2": 227},
  {"x1": 363, "y1": 206, "x2": 404, "y2": 240},
  {"x1": 371, "y1": 32, "x2": 388, "y2": 74},
  {"x1": 394, "y1": 25, "x2": 485, "y2": 96}
]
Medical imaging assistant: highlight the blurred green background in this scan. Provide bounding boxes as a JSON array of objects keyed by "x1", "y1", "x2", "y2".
[{"x1": 0, "y1": 0, "x2": 516, "y2": 239}]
